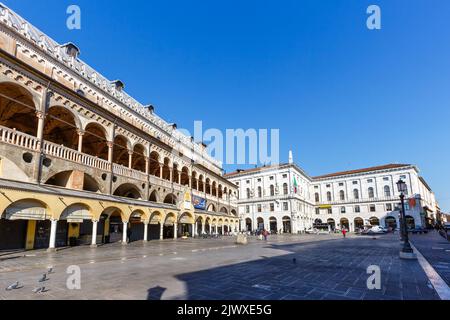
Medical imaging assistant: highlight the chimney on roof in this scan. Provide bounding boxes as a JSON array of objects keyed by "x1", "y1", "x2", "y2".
[
  {"x1": 61, "y1": 42, "x2": 80, "y2": 59},
  {"x1": 289, "y1": 150, "x2": 294, "y2": 164},
  {"x1": 144, "y1": 105, "x2": 154, "y2": 113},
  {"x1": 111, "y1": 80, "x2": 125, "y2": 91}
]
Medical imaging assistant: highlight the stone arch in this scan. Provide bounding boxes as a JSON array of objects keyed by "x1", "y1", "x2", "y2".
[
  {"x1": 82, "y1": 122, "x2": 109, "y2": 160},
  {"x1": 191, "y1": 171, "x2": 198, "y2": 190},
  {"x1": 149, "y1": 151, "x2": 160, "y2": 177},
  {"x1": 149, "y1": 190, "x2": 160, "y2": 203},
  {"x1": 180, "y1": 166, "x2": 190, "y2": 186},
  {"x1": 163, "y1": 193, "x2": 177, "y2": 205},
  {"x1": 0, "y1": 81, "x2": 38, "y2": 136},
  {"x1": 354, "y1": 217, "x2": 364, "y2": 230},
  {"x1": 231, "y1": 209, "x2": 237, "y2": 216},
  {"x1": 59, "y1": 203, "x2": 93, "y2": 221},
  {"x1": 207, "y1": 203, "x2": 216, "y2": 212},
  {"x1": 219, "y1": 207, "x2": 228, "y2": 214},
  {"x1": 113, "y1": 183, "x2": 143, "y2": 199},
  {"x1": 198, "y1": 174, "x2": 204, "y2": 192},
  {"x1": 162, "y1": 157, "x2": 171, "y2": 181},
  {"x1": 164, "y1": 212, "x2": 177, "y2": 226},
  {"x1": 369, "y1": 217, "x2": 380, "y2": 226},
  {"x1": 113, "y1": 135, "x2": 131, "y2": 167},
  {"x1": 101, "y1": 206, "x2": 127, "y2": 222},
  {"x1": 44, "y1": 171, "x2": 102, "y2": 193},
  {"x1": 179, "y1": 212, "x2": 194, "y2": 224},
  {"x1": 2, "y1": 198, "x2": 51, "y2": 220},
  {"x1": 132, "y1": 143, "x2": 147, "y2": 172},
  {"x1": 149, "y1": 211, "x2": 163, "y2": 224},
  {"x1": 43, "y1": 105, "x2": 80, "y2": 150}
]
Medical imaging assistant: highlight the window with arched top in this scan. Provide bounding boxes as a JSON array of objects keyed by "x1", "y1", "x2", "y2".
[
  {"x1": 270, "y1": 185, "x2": 275, "y2": 196},
  {"x1": 368, "y1": 187, "x2": 375, "y2": 198},
  {"x1": 327, "y1": 191, "x2": 332, "y2": 202},
  {"x1": 353, "y1": 189, "x2": 359, "y2": 200},
  {"x1": 283, "y1": 183, "x2": 288, "y2": 195},
  {"x1": 384, "y1": 186, "x2": 391, "y2": 197},
  {"x1": 339, "y1": 190, "x2": 345, "y2": 201}
]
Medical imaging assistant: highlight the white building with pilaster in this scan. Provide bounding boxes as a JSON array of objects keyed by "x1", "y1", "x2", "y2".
[{"x1": 226, "y1": 153, "x2": 440, "y2": 234}]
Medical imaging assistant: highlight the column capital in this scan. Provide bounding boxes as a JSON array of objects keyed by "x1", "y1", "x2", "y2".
[
  {"x1": 35, "y1": 110, "x2": 46, "y2": 120},
  {"x1": 107, "y1": 141, "x2": 114, "y2": 148},
  {"x1": 77, "y1": 129, "x2": 85, "y2": 136}
]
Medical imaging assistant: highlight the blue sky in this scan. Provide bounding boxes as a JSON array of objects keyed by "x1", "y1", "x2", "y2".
[{"x1": 3, "y1": 0, "x2": 450, "y2": 210}]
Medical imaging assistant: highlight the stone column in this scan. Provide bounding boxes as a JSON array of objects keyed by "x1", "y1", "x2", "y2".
[
  {"x1": 193, "y1": 223, "x2": 196, "y2": 238},
  {"x1": 143, "y1": 223, "x2": 148, "y2": 242},
  {"x1": 159, "y1": 164, "x2": 163, "y2": 178},
  {"x1": 91, "y1": 220, "x2": 98, "y2": 247},
  {"x1": 122, "y1": 222, "x2": 128, "y2": 244},
  {"x1": 160, "y1": 223, "x2": 164, "y2": 240},
  {"x1": 221, "y1": 224, "x2": 224, "y2": 235},
  {"x1": 201, "y1": 222, "x2": 205, "y2": 235},
  {"x1": 177, "y1": 173, "x2": 181, "y2": 185},
  {"x1": 77, "y1": 130, "x2": 84, "y2": 153},
  {"x1": 35, "y1": 110, "x2": 46, "y2": 148},
  {"x1": 169, "y1": 167, "x2": 173, "y2": 182},
  {"x1": 128, "y1": 150, "x2": 133, "y2": 169},
  {"x1": 107, "y1": 141, "x2": 114, "y2": 163},
  {"x1": 47, "y1": 220, "x2": 58, "y2": 252},
  {"x1": 173, "y1": 223, "x2": 178, "y2": 239},
  {"x1": 145, "y1": 157, "x2": 149, "y2": 175}
]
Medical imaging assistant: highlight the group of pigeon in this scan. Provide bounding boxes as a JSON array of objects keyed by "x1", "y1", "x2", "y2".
[{"x1": 5, "y1": 267, "x2": 54, "y2": 294}]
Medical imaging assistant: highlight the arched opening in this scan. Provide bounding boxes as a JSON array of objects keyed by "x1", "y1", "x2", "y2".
[
  {"x1": 269, "y1": 217, "x2": 277, "y2": 233},
  {"x1": 162, "y1": 158, "x2": 171, "y2": 181},
  {"x1": 198, "y1": 175, "x2": 204, "y2": 192},
  {"x1": 44, "y1": 171, "x2": 100, "y2": 193},
  {"x1": 0, "y1": 82, "x2": 37, "y2": 136},
  {"x1": 148, "y1": 211, "x2": 162, "y2": 240},
  {"x1": 82, "y1": 123, "x2": 108, "y2": 160},
  {"x1": 207, "y1": 203, "x2": 216, "y2": 212},
  {"x1": 129, "y1": 211, "x2": 146, "y2": 242},
  {"x1": 132, "y1": 144, "x2": 147, "y2": 173},
  {"x1": 385, "y1": 216, "x2": 397, "y2": 229},
  {"x1": 220, "y1": 207, "x2": 228, "y2": 214},
  {"x1": 282, "y1": 216, "x2": 291, "y2": 233},
  {"x1": 0, "y1": 199, "x2": 48, "y2": 250},
  {"x1": 196, "y1": 217, "x2": 203, "y2": 236},
  {"x1": 405, "y1": 216, "x2": 416, "y2": 230},
  {"x1": 218, "y1": 185, "x2": 223, "y2": 199},
  {"x1": 327, "y1": 218, "x2": 336, "y2": 231},
  {"x1": 205, "y1": 218, "x2": 211, "y2": 234},
  {"x1": 149, "y1": 190, "x2": 159, "y2": 203},
  {"x1": 231, "y1": 209, "x2": 237, "y2": 216},
  {"x1": 172, "y1": 163, "x2": 179, "y2": 184},
  {"x1": 163, "y1": 213, "x2": 177, "y2": 239},
  {"x1": 105, "y1": 208, "x2": 125, "y2": 243},
  {"x1": 113, "y1": 183, "x2": 142, "y2": 199},
  {"x1": 60, "y1": 203, "x2": 94, "y2": 247},
  {"x1": 212, "y1": 181, "x2": 217, "y2": 197},
  {"x1": 205, "y1": 178, "x2": 211, "y2": 195},
  {"x1": 340, "y1": 218, "x2": 349, "y2": 231},
  {"x1": 257, "y1": 217, "x2": 264, "y2": 231},
  {"x1": 217, "y1": 219, "x2": 223, "y2": 235},
  {"x1": 354, "y1": 217, "x2": 364, "y2": 231},
  {"x1": 178, "y1": 212, "x2": 194, "y2": 237},
  {"x1": 369, "y1": 217, "x2": 380, "y2": 226},
  {"x1": 191, "y1": 172, "x2": 198, "y2": 190},
  {"x1": 149, "y1": 151, "x2": 160, "y2": 177},
  {"x1": 180, "y1": 166, "x2": 189, "y2": 186},
  {"x1": 43, "y1": 106, "x2": 79, "y2": 150},
  {"x1": 245, "y1": 218, "x2": 252, "y2": 232},
  {"x1": 112, "y1": 135, "x2": 130, "y2": 167},
  {"x1": 163, "y1": 193, "x2": 177, "y2": 205}
]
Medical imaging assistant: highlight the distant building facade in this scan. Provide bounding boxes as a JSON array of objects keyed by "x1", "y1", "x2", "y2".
[{"x1": 226, "y1": 154, "x2": 440, "y2": 233}]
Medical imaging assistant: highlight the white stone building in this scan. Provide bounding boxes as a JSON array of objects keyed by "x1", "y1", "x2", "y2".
[{"x1": 226, "y1": 153, "x2": 440, "y2": 233}]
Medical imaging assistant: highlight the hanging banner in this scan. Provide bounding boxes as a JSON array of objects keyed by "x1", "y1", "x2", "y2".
[{"x1": 192, "y1": 196, "x2": 206, "y2": 210}]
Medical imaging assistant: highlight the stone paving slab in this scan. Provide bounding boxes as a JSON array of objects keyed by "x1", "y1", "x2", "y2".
[
  {"x1": 0, "y1": 234, "x2": 441, "y2": 300},
  {"x1": 410, "y1": 231, "x2": 450, "y2": 286}
]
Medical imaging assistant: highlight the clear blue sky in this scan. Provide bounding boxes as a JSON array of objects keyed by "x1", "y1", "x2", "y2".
[{"x1": 4, "y1": 0, "x2": 450, "y2": 211}]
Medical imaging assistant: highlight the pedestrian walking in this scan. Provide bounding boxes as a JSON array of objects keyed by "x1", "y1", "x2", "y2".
[
  {"x1": 263, "y1": 229, "x2": 268, "y2": 241},
  {"x1": 342, "y1": 228, "x2": 347, "y2": 238},
  {"x1": 126, "y1": 228, "x2": 132, "y2": 243}
]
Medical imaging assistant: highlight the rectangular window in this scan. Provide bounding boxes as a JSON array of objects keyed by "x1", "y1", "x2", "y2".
[
  {"x1": 270, "y1": 203, "x2": 275, "y2": 212},
  {"x1": 370, "y1": 205, "x2": 376, "y2": 212},
  {"x1": 269, "y1": 176, "x2": 274, "y2": 180},
  {"x1": 326, "y1": 184, "x2": 331, "y2": 188},
  {"x1": 355, "y1": 205, "x2": 361, "y2": 213},
  {"x1": 339, "y1": 183, "x2": 344, "y2": 187},
  {"x1": 257, "y1": 178, "x2": 261, "y2": 182},
  {"x1": 353, "y1": 181, "x2": 358, "y2": 185},
  {"x1": 282, "y1": 174, "x2": 288, "y2": 178},
  {"x1": 257, "y1": 204, "x2": 262, "y2": 213},
  {"x1": 340, "y1": 207, "x2": 346, "y2": 214},
  {"x1": 328, "y1": 208, "x2": 332, "y2": 214},
  {"x1": 283, "y1": 202, "x2": 288, "y2": 211},
  {"x1": 367, "y1": 179, "x2": 373, "y2": 183},
  {"x1": 386, "y1": 203, "x2": 393, "y2": 211},
  {"x1": 246, "y1": 205, "x2": 250, "y2": 213},
  {"x1": 383, "y1": 177, "x2": 389, "y2": 181},
  {"x1": 316, "y1": 208, "x2": 320, "y2": 215}
]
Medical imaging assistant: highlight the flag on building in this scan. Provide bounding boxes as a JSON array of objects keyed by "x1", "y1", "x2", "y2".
[{"x1": 293, "y1": 177, "x2": 298, "y2": 194}]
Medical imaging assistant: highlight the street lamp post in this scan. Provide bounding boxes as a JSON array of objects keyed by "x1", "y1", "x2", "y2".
[{"x1": 396, "y1": 179, "x2": 416, "y2": 260}]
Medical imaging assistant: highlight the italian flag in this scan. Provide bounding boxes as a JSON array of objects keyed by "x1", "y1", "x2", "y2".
[{"x1": 293, "y1": 177, "x2": 298, "y2": 194}]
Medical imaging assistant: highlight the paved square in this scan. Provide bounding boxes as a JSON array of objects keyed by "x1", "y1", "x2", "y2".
[{"x1": 0, "y1": 234, "x2": 442, "y2": 300}]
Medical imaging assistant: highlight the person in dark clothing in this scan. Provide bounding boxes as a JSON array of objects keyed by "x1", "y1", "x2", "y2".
[{"x1": 126, "y1": 228, "x2": 132, "y2": 243}]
